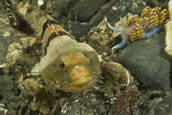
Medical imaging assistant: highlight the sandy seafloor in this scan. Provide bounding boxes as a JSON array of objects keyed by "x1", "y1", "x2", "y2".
[{"x1": 0, "y1": 0, "x2": 172, "y2": 115}]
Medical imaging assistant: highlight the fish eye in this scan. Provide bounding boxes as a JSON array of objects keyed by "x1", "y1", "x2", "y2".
[{"x1": 59, "y1": 61, "x2": 65, "y2": 69}]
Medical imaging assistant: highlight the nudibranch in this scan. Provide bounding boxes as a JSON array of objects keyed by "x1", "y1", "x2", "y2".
[{"x1": 107, "y1": 6, "x2": 169, "y2": 49}]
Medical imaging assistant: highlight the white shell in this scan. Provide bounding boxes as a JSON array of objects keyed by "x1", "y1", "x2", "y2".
[{"x1": 165, "y1": 1, "x2": 172, "y2": 56}]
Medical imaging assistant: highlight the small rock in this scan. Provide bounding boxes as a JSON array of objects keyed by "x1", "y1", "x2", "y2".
[
  {"x1": 0, "y1": 75, "x2": 14, "y2": 98},
  {"x1": 66, "y1": 22, "x2": 89, "y2": 38},
  {"x1": 48, "y1": 0, "x2": 70, "y2": 18},
  {"x1": 19, "y1": 78, "x2": 54, "y2": 114},
  {"x1": 2, "y1": 32, "x2": 10, "y2": 37},
  {"x1": 112, "y1": 91, "x2": 138, "y2": 115},
  {"x1": 147, "y1": 90, "x2": 172, "y2": 115},
  {"x1": 73, "y1": 0, "x2": 109, "y2": 22},
  {"x1": 118, "y1": 33, "x2": 171, "y2": 90}
]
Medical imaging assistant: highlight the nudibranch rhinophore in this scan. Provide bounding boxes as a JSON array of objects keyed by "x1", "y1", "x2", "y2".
[
  {"x1": 40, "y1": 23, "x2": 100, "y2": 92},
  {"x1": 107, "y1": 6, "x2": 169, "y2": 49}
]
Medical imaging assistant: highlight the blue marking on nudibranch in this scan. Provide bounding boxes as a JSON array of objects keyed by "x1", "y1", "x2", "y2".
[
  {"x1": 107, "y1": 22, "x2": 162, "y2": 49},
  {"x1": 142, "y1": 25, "x2": 162, "y2": 38},
  {"x1": 107, "y1": 22, "x2": 127, "y2": 49},
  {"x1": 107, "y1": 22, "x2": 123, "y2": 33},
  {"x1": 107, "y1": 22, "x2": 135, "y2": 49},
  {"x1": 112, "y1": 35, "x2": 127, "y2": 49}
]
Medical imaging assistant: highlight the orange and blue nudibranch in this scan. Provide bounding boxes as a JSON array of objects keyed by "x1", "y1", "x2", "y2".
[{"x1": 107, "y1": 6, "x2": 169, "y2": 49}]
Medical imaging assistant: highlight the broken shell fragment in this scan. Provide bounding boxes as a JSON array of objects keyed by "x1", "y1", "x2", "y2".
[
  {"x1": 164, "y1": 0, "x2": 172, "y2": 56},
  {"x1": 6, "y1": 36, "x2": 37, "y2": 66},
  {"x1": 101, "y1": 62, "x2": 131, "y2": 88},
  {"x1": 88, "y1": 17, "x2": 113, "y2": 46},
  {"x1": 88, "y1": 14, "x2": 133, "y2": 47},
  {"x1": 165, "y1": 21, "x2": 172, "y2": 56},
  {"x1": 40, "y1": 35, "x2": 100, "y2": 92},
  {"x1": 169, "y1": 0, "x2": 172, "y2": 20},
  {"x1": 19, "y1": 78, "x2": 43, "y2": 97},
  {"x1": 19, "y1": 78, "x2": 54, "y2": 114}
]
